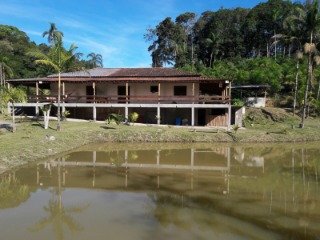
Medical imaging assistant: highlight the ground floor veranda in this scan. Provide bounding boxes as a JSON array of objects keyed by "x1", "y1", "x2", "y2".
[{"x1": 10, "y1": 102, "x2": 232, "y2": 128}]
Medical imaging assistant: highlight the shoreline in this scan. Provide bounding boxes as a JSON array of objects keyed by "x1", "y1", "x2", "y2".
[{"x1": 1, "y1": 115, "x2": 320, "y2": 175}]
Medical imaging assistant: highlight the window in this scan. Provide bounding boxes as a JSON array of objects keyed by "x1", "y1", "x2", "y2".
[
  {"x1": 174, "y1": 86, "x2": 187, "y2": 96},
  {"x1": 150, "y1": 85, "x2": 158, "y2": 93}
]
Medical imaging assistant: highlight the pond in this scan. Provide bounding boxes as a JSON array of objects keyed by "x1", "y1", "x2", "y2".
[{"x1": 0, "y1": 142, "x2": 319, "y2": 240}]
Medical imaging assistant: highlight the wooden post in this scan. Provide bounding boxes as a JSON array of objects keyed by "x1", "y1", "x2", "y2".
[
  {"x1": 36, "y1": 82, "x2": 39, "y2": 116},
  {"x1": 62, "y1": 82, "x2": 66, "y2": 113},
  {"x1": 126, "y1": 82, "x2": 129, "y2": 103},
  {"x1": 192, "y1": 83, "x2": 195, "y2": 104},
  {"x1": 93, "y1": 82, "x2": 96, "y2": 103},
  {"x1": 158, "y1": 83, "x2": 161, "y2": 103}
]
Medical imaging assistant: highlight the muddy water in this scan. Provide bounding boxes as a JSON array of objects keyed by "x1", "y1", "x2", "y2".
[{"x1": 0, "y1": 142, "x2": 319, "y2": 240}]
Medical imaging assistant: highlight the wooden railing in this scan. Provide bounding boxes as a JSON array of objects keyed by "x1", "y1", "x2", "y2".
[{"x1": 27, "y1": 95, "x2": 231, "y2": 104}]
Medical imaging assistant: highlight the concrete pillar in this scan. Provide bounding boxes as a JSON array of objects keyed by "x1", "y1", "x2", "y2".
[
  {"x1": 93, "y1": 105, "x2": 96, "y2": 121},
  {"x1": 125, "y1": 105, "x2": 128, "y2": 122},
  {"x1": 158, "y1": 83, "x2": 161, "y2": 103},
  {"x1": 191, "y1": 106, "x2": 195, "y2": 126},
  {"x1": 157, "y1": 106, "x2": 161, "y2": 125}
]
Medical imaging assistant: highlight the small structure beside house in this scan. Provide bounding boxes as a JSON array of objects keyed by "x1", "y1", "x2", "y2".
[
  {"x1": 232, "y1": 85, "x2": 269, "y2": 108},
  {"x1": 7, "y1": 68, "x2": 232, "y2": 127}
]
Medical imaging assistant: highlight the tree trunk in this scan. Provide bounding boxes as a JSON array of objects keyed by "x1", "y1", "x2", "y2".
[
  {"x1": 11, "y1": 101, "x2": 16, "y2": 133},
  {"x1": 293, "y1": 61, "x2": 299, "y2": 116},
  {"x1": 209, "y1": 52, "x2": 213, "y2": 68},
  {"x1": 301, "y1": 53, "x2": 312, "y2": 128},
  {"x1": 44, "y1": 105, "x2": 52, "y2": 129}
]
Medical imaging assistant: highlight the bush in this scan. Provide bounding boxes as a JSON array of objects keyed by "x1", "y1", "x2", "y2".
[
  {"x1": 232, "y1": 98, "x2": 244, "y2": 106},
  {"x1": 106, "y1": 113, "x2": 125, "y2": 125}
]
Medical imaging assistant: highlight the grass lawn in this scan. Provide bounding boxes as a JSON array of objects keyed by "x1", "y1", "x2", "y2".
[{"x1": 0, "y1": 107, "x2": 320, "y2": 173}]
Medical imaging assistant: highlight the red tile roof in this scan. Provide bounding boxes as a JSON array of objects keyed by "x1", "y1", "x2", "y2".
[
  {"x1": 8, "y1": 67, "x2": 227, "y2": 84},
  {"x1": 48, "y1": 68, "x2": 202, "y2": 78}
]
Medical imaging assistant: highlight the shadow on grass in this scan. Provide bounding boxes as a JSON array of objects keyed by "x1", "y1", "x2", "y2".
[
  {"x1": 31, "y1": 121, "x2": 56, "y2": 130},
  {"x1": 100, "y1": 126, "x2": 116, "y2": 130}
]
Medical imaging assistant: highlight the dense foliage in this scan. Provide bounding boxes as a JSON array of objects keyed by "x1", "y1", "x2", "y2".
[
  {"x1": 145, "y1": 0, "x2": 320, "y2": 117},
  {"x1": 0, "y1": 24, "x2": 102, "y2": 81}
]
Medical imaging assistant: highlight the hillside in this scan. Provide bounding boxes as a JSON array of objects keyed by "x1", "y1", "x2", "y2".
[{"x1": 244, "y1": 107, "x2": 300, "y2": 127}]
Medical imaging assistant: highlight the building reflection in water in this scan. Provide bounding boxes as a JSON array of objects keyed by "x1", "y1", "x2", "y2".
[
  {"x1": 35, "y1": 146, "x2": 267, "y2": 196},
  {"x1": 3, "y1": 143, "x2": 320, "y2": 239}
]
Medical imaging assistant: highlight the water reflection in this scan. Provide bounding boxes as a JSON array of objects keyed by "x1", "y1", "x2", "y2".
[
  {"x1": 31, "y1": 158, "x2": 89, "y2": 240},
  {"x1": 0, "y1": 143, "x2": 319, "y2": 240}
]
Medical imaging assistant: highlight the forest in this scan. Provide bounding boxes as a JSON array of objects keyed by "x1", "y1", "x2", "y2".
[
  {"x1": 0, "y1": 24, "x2": 102, "y2": 81},
  {"x1": 145, "y1": 0, "x2": 320, "y2": 119}
]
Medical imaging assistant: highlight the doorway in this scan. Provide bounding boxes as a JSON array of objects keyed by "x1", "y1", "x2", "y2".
[
  {"x1": 86, "y1": 86, "x2": 94, "y2": 103},
  {"x1": 118, "y1": 86, "x2": 130, "y2": 103}
]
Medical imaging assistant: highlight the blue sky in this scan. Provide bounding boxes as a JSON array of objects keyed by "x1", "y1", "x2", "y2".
[{"x1": 1, "y1": 0, "x2": 266, "y2": 68}]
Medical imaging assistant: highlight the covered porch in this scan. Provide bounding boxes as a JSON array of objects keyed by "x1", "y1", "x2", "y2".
[{"x1": 7, "y1": 68, "x2": 232, "y2": 127}]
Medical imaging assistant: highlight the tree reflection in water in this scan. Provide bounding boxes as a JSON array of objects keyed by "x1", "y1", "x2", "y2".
[
  {"x1": 0, "y1": 173, "x2": 30, "y2": 209},
  {"x1": 29, "y1": 158, "x2": 89, "y2": 240}
]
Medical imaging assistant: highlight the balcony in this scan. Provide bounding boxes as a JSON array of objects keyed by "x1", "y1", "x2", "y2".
[{"x1": 26, "y1": 94, "x2": 231, "y2": 105}]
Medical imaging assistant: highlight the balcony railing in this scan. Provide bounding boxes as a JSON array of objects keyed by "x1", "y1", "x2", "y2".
[{"x1": 27, "y1": 95, "x2": 231, "y2": 104}]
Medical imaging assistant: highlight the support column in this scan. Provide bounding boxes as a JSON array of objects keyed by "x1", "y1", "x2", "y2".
[
  {"x1": 125, "y1": 82, "x2": 129, "y2": 122},
  {"x1": 158, "y1": 83, "x2": 161, "y2": 103},
  {"x1": 36, "y1": 82, "x2": 39, "y2": 116},
  {"x1": 125, "y1": 105, "x2": 128, "y2": 122},
  {"x1": 191, "y1": 106, "x2": 195, "y2": 126},
  {"x1": 192, "y1": 83, "x2": 195, "y2": 104},
  {"x1": 93, "y1": 105, "x2": 97, "y2": 121},
  {"x1": 62, "y1": 82, "x2": 66, "y2": 113},
  {"x1": 93, "y1": 82, "x2": 96, "y2": 121},
  {"x1": 126, "y1": 82, "x2": 129, "y2": 103},
  {"x1": 157, "y1": 106, "x2": 161, "y2": 125},
  {"x1": 227, "y1": 80, "x2": 232, "y2": 130},
  {"x1": 93, "y1": 82, "x2": 96, "y2": 103}
]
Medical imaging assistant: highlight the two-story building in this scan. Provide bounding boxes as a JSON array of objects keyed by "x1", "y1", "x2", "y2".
[{"x1": 7, "y1": 67, "x2": 232, "y2": 127}]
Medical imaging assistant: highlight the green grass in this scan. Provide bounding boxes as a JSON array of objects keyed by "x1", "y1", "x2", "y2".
[{"x1": 0, "y1": 109, "x2": 320, "y2": 173}]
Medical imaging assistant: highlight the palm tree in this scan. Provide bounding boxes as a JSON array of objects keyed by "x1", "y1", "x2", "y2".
[
  {"x1": 0, "y1": 86, "x2": 26, "y2": 132},
  {"x1": 42, "y1": 22, "x2": 64, "y2": 45},
  {"x1": 86, "y1": 52, "x2": 103, "y2": 68},
  {"x1": 293, "y1": 50, "x2": 303, "y2": 116},
  {"x1": 29, "y1": 32, "x2": 79, "y2": 131},
  {"x1": 29, "y1": 158, "x2": 89, "y2": 240},
  {"x1": 301, "y1": 1, "x2": 320, "y2": 128}
]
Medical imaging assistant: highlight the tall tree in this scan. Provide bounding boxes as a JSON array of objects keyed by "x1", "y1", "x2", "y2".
[
  {"x1": 300, "y1": 1, "x2": 320, "y2": 128},
  {"x1": 42, "y1": 22, "x2": 64, "y2": 45},
  {"x1": 175, "y1": 12, "x2": 197, "y2": 67},
  {"x1": 293, "y1": 50, "x2": 303, "y2": 116},
  {"x1": 29, "y1": 32, "x2": 80, "y2": 131},
  {"x1": 145, "y1": 17, "x2": 180, "y2": 67}
]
